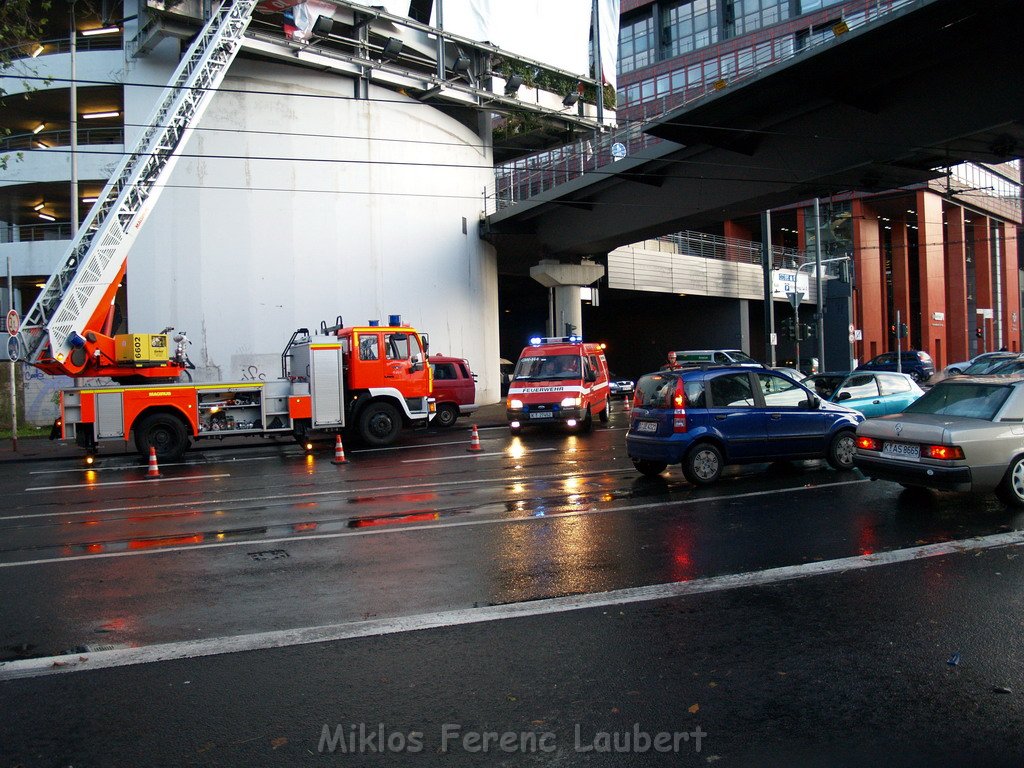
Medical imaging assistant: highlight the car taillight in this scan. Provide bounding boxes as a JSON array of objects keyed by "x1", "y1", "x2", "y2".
[
  {"x1": 924, "y1": 445, "x2": 965, "y2": 460},
  {"x1": 673, "y1": 379, "x2": 687, "y2": 433},
  {"x1": 856, "y1": 436, "x2": 881, "y2": 451}
]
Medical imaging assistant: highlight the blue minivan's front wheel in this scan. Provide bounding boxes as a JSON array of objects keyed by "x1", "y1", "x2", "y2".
[{"x1": 683, "y1": 442, "x2": 723, "y2": 486}]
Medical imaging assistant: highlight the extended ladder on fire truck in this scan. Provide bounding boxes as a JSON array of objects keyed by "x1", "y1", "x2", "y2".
[{"x1": 16, "y1": 0, "x2": 259, "y2": 378}]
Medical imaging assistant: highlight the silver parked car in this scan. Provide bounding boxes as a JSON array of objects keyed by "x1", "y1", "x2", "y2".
[{"x1": 854, "y1": 375, "x2": 1024, "y2": 506}]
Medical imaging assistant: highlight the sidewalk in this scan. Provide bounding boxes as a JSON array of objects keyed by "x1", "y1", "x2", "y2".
[{"x1": 0, "y1": 401, "x2": 510, "y2": 465}]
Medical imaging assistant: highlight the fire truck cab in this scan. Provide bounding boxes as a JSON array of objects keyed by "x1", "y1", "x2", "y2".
[{"x1": 506, "y1": 336, "x2": 611, "y2": 435}]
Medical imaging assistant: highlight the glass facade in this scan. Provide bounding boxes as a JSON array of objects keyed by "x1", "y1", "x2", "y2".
[
  {"x1": 618, "y1": 13, "x2": 656, "y2": 75},
  {"x1": 726, "y1": 0, "x2": 791, "y2": 37},
  {"x1": 662, "y1": 0, "x2": 719, "y2": 57}
]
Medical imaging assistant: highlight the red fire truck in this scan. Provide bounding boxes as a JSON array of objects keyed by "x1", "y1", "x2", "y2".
[{"x1": 58, "y1": 317, "x2": 434, "y2": 460}]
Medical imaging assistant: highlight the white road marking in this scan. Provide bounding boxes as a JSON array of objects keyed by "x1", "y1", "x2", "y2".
[
  {"x1": 402, "y1": 447, "x2": 557, "y2": 463},
  {"x1": 26, "y1": 473, "x2": 231, "y2": 492},
  {"x1": 2, "y1": 529, "x2": 1020, "y2": 681}
]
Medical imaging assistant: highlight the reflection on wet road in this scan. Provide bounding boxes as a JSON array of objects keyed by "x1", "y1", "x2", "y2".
[{"x1": 1, "y1": 408, "x2": 1022, "y2": 660}]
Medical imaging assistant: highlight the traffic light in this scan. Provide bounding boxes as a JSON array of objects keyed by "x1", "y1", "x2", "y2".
[
  {"x1": 976, "y1": 327, "x2": 984, "y2": 339},
  {"x1": 898, "y1": 323, "x2": 908, "y2": 339},
  {"x1": 802, "y1": 322, "x2": 817, "y2": 340},
  {"x1": 781, "y1": 316, "x2": 795, "y2": 339}
]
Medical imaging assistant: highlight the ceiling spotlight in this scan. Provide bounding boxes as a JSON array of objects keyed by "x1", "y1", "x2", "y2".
[
  {"x1": 451, "y1": 55, "x2": 471, "y2": 75},
  {"x1": 38, "y1": 213, "x2": 56, "y2": 221},
  {"x1": 381, "y1": 37, "x2": 403, "y2": 60},
  {"x1": 31, "y1": 44, "x2": 44, "y2": 57},
  {"x1": 82, "y1": 111, "x2": 120, "y2": 119},
  {"x1": 562, "y1": 91, "x2": 580, "y2": 107},
  {"x1": 32, "y1": 123, "x2": 45, "y2": 134},
  {"x1": 504, "y1": 74, "x2": 524, "y2": 95},
  {"x1": 82, "y1": 26, "x2": 121, "y2": 36},
  {"x1": 81, "y1": 196, "x2": 98, "y2": 204},
  {"x1": 312, "y1": 15, "x2": 334, "y2": 37}
]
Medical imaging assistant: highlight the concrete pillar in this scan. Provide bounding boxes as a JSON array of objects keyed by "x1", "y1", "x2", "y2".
[{"x1": 529, "y1": 258, "x2": 605, "y2": 338}]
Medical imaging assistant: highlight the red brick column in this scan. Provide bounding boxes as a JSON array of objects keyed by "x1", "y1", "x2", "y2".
[
  {"x1": 943, "y1": 205, "x2": 968, "y2": 364},
  {"x1": 973, "y1": 217, "x2": 993, "y2": 352},
  {"x1": 1000, "y1": 224, "x2": 1021, "y2": 352},
  {"x1": 852, "y1": 199, "x2": 884, "y2": 362},
  {"x1": 916, "y1": 190, "x2": 947, "y2": 368}
]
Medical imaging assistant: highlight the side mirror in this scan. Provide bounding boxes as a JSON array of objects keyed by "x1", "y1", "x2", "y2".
[
  {"x1": 801, "y1": 395, "x2": 820, "y2": 410},
  {"x1": 837, "y1": 391, "x2": 852, "y2": 401},
  {"x1": 409, "y1": 353, "x2": 424, "y2": 373}
]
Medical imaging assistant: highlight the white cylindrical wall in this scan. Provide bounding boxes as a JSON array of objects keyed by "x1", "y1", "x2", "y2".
[{"x1": 128, "y1": 59, "x2": 501, "y2": 401}]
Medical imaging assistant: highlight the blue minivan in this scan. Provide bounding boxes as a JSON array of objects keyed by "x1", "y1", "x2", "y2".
[{"x1": 625, "y1": 366, "x2": 863, "y2": 484}]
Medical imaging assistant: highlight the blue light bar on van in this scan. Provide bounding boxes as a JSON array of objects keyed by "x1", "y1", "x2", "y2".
[{"x1": 530, "y1": 335, "x2": 584, "y2": 346}]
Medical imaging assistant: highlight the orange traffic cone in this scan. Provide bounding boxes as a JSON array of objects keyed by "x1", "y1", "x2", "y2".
[
  {"x1": 145, "y1": 446, "x2": 161, "y2": 479},
  {"x1": 467, "y1": 424, "x2": 483, "y2": 452},
  {"x1": 331, "y1": 434, "x2": 349, "y2": 465},
  {"x1": 624, "y1": 396, "x2": 632, "y2": 411}
]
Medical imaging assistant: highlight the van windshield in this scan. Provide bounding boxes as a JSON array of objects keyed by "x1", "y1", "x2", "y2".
[{"x1": 513, "y1": 355, "x2": 582, "y2": 380}]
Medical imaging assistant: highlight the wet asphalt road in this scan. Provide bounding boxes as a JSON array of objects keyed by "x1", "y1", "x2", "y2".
[{"x1": 2, "y1": 405, "x2": 1024, "y2": 765}]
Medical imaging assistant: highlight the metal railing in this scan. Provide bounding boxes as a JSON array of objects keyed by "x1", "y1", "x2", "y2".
[
  {"x1": 0, "y1": 35, "x2": 122, "y2": 63},
  {"x1": 1, "y1": 222, "x2": 75, "y2": 243},
  {"x1": 0, "y1": 127, "x2": 124, "y2": 154},
  {"x1": 652, "y1": 231, "x2": 805, "y2": 270},
  {"x1": 486, "y1": 0, "x2": 915, "y2": 215}
]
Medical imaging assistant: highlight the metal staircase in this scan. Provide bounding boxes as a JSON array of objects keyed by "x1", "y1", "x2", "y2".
[{"x1": 18, "y1": 0, "x2": 259, "y2": 369}]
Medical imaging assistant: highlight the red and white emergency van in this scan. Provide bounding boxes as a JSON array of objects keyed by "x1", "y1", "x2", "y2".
[{"x1": 505, "y1": 336, "x2": 611, "y2": 434}]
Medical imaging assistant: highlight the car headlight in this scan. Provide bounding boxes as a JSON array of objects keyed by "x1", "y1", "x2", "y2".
[
  {"x1": 560, "y1": 396, "x2": 582, "y2": 408},
  {"x1": 508, "y1": 398, "x2": 524, "y2": 410}
]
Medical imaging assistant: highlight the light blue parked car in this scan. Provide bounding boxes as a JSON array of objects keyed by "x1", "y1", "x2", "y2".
[{"x1": 803, "y1": 371, "x2": 924, "y2": 418}]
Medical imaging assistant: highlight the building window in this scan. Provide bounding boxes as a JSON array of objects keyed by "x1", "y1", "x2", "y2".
[
  {"x1": 619, "y1": 13, "x2": 656, "y2": 74},
  {"x1": 725, "y1": 0, "x2": 790, "y2": 37},
  {"x1": 662, "y1": 0, "x2": 719, "y2": 58},
  {"x1": 797, "y1": 0, "x2": 846, "y2": 13}
]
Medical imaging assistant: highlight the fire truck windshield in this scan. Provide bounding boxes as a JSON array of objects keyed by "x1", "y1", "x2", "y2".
[{"x1": 513, "y1": 355, "x2": 582, "y2": 380}]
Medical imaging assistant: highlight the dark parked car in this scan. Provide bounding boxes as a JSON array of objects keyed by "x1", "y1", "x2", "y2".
[
  {"x1": 625, "y1": 365, "x2": 863, "y2": 484},
  {"x1": 856, "y1": 350, "x2": 935, "y2": 382},
  {"x1": 608, "y1": 373, "x2": 635, "y2": 398}
]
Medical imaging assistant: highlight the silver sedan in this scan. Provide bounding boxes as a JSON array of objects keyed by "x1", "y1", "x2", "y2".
[{"x1": 854, "y1": 375, "x2": 1024, "y2": 506}]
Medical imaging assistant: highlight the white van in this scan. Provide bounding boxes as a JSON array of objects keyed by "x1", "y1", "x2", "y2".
[{"x1": 672, "y1": 349, "x2": 764, "y2": 367}]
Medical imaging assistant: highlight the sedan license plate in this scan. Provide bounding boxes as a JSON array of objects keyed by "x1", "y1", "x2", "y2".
[
  {"x1": 636, "y1": 421, "x2": 658, "y2": 433},
  {"x1": 882, "y1": 441, "x2": 920, "y2": 460},
  {"x1": 529, "y1": 411, "x2": 554, "y2": 419}
]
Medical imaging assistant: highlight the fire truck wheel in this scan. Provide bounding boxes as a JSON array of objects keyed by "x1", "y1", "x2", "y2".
[
  {"x1": 134, "y1": 413, "x2": 189, "y2": 461},
  {"x1": 435, "y1": 403, "x2": 459, "y2": 428},
  {"x1": 358, "y1": 401, "x2": 402, "y2": 446},
  {"x1": 598, "y1": 398, "x2": 610, "y2": 423}
]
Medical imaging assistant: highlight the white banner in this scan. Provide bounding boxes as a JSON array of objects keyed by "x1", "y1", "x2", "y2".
[{"x1": 434, "y1": 0, "x2": 593, "y2": 78}]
